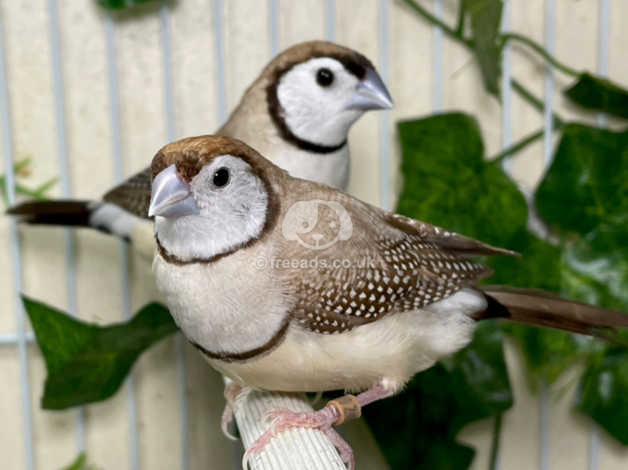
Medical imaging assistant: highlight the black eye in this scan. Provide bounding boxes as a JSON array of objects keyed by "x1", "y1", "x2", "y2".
[
  {"x1": 316, "y1": 68, "x2": 334, "y2": 87},
  {"x1": 212, "y1": 167, "x2": 230, "y2": 188}
]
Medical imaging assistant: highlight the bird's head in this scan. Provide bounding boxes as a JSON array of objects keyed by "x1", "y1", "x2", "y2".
[
  {"x1": 149, "y1": 136, "x2": 281, "y2": 263},
  {"x1": 264, "y1": 41, "x2": 393, "y2": 151}
]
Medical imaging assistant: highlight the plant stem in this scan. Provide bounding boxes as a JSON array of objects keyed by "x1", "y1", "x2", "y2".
[
  {"x1": 404, "y1": 0, "x2": 567, "y2": 127},
  {"x1": 401, "y1": 0, "x2": 471, "y2": 46},
  {"x1": 34, "y1": 177, "x2": 58, "y2": 196},
  {"x1": 455, "y1": 2, "x2": 466, "y2": 36},
  {"x1": 512, "y1": 79, "x2": 564, "y2": 128},
  {"x1": 489, "y1": 414, "x2": 503, "y2": 470},
  {"x1": 491, "y1": 128, "x2": 544, "y2": 165},
  {"x1": 0, "y1": 178, "x2": 52, "y2": 204},
  {"x1": 501, "y1": 33, "x2": 579, "y2": 78}
]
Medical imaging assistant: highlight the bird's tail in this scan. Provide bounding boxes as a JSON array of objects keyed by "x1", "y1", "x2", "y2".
[
  {"x1": 475, "y1": 285, "x2": 628, "y2": 341},
  {"x1": 7, "y1": 200, "x2": 134, "y2": 241},
  {"x1": 8, "y1": 200, "x2": 96, "y2": 227}
]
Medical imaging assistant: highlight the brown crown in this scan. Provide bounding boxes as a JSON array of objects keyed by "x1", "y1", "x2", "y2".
[{"x1": 150, "y1": 135, "x2": 278, "y2": 183}]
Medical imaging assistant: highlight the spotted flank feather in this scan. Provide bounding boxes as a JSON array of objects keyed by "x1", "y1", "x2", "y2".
[{"x1": 291, "y1": 230, "x2": 493, "y2": 335}]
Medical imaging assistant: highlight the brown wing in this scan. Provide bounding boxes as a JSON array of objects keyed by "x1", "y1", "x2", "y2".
[
  {"x1": 103, "y1": 166, "x2": 152, "y2": 219},
  {"x1": 281, "y1": 191, "x2": 512, "y2": 335},
  {"x1": 386, "y1": 213, "x2": 518, "y2": 258}
]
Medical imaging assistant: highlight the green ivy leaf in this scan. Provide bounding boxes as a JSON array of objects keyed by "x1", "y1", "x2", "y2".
[
  {"x1": 487, "y1": 230, "x2": 561, "y2": 292},
  {"x1": 363, "y1": 323, "x2": 512, "y2": 469},
  {"x1": 560, "y1": 227, "x2": 628, "y2": 311},
  {"x1": 384, "y1": 113, "x2": 521, "y2": 468},
  {"x1": 504, "y1": 325, "x2": 594, "y2": 388},
  {"x1": 23, "y1": 297, "x2": 178, "y2": 409},
  {"x1": 497, "y1": 124, "x2": 628, "y2": 386},
  {"x1": 442, "y1": 323, "x2": 513, "y2": 428},
  {"x1": 60, "y1": 453, "x2": 100, "y2": 470},
  {"x1": 534, "y1": 123, "x2": 628, "y2": 443},
  {"x1": 465, "y1": 0, "x2": 503, "y2": 96},
  {"x1": 397, "y1": 113, "x2": 563, "y2": 294},
  {"x1": 97, "y1": 0, "x2": 157, "y2": 10},
  {"x1": 564, "y1": 73, "x2": 628, "y2": 119},
  {"x1": 576, "y1": 344, "x2": 628, "y2": 445},
  {"x1": 487, "y1": 232, "x2": 579, "y2": 386},
  {"x1": 534, "y1": 124, "x2": 628, "y2": 309},
  {"x1": 397, "y1": 113, "x2": 527, "y2": 247},
  {"x1": 0, "y1": 158, "x2": 58, "y2": 204},
  {"x1": 395, "y1": 113, "x2": 602, "y2": 410},
  {"x1": 535, "y1": 124, "x2": 628, "y2": 235},
  {"x1": 60, "y1": 454, "x2": 86, "y2": 470}
]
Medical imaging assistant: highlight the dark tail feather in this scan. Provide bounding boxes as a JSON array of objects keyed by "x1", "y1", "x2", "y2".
[
  {"x1": 475, "y1": 285, "x2": 628, "y2": 341},
  {"x1": 7, "y1": 200, "x2": 97, "y2": 229}
]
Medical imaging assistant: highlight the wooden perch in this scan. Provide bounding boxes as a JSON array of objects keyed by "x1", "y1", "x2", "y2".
[{"x1": 229, "y1": 383, "x2": 347, "y2": 470}]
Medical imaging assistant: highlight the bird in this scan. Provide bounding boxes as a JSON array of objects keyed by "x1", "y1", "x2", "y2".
[
  {"x1": 7, "y1": 40, "x2": 392, "y2": 260},
  {"x1": 147, "y1": 135, "x2": 628, "y2": 469}
]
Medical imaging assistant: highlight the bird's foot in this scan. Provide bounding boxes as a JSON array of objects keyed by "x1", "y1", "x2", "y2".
[
  {"x1": 221, "y1": 381, "x2": 244, "y2": 440},
  {"x1": 241, "y1": 382, "x2": 394, "y2": 469},
  {"x1": 243, "y1": 403, "x2": 356, "y2": 470},
  {"x1": 220, "y1": 403, "x2": 237, "y2": 440}
]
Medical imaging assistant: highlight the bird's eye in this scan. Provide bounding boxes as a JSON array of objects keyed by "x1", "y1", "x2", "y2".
[
  {"x1": 316, "y1": 68, "x2": 334, "y2": 87},
  {"x1": 212, "y1": 167, "x2": 230, "y2": 188}
]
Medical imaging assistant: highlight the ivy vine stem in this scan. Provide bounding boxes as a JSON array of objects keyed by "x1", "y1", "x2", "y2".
[
  {"x1": 501, "y1": 32, "x2": 580, "y2": 78},
  {"x1": 490, "y1": 128, "x2": 544, "y2": 165},
  {"x1": 455, "y1": 2, "x2": 466, "y2": 36},
  {"x1": 487, "y1": 82, "x2": 564, "y2": 164},
  {"x1": 402, "y1": 0, "x2": 568, "y2": 158},
  {"x1": 511, "y1": 79, "x2": 565, "y2": 128},
  {"x1": 401, "y1": 0, "x2": 472, "y2": 47},
  {"x1": 489, "y1": 414, "x2": 503, "y2": 470},
  {"x1": 0, "y1": 177, "x2": 57, "y2": 204}
]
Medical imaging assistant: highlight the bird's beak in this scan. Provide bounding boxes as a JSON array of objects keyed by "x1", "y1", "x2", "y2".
[
  {"x1": 345, "y1": 67, "x2": 393, "y2": 111},
  {"x1": 148, "y1": 164, "x2": 201, "y2": 218}
]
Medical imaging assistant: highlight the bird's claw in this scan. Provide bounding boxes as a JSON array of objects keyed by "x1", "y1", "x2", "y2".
[
  {"x1": 221, "y1": 402, "x2": 238, "y2": 441},
  {"x1": 264, "y1": 407, "x2": 336, "y2": 432},
  {"x1": 243, "y1": 406, "x2": 355, "y2": 470},
  {"x1": 221, "y1": 381, "x2": 244, "y2": 441}
]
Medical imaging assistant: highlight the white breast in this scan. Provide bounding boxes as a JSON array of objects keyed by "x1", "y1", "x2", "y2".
[
  {"x1": 207, "y1": 288, "x2": 483, "y2": 393},
  {"x1": 152, "y1": 249, "x2": 293, "y2": 356},
  {"x1": 266, "y1": 145, "x2": 350, "y2": 190}
]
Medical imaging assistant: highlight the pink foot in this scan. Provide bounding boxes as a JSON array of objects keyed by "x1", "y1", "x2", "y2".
[
  {"x1": 242, "y1": 406, "x2": 355, "y2": 470},
  {"x1": 241, "y1": 381, "x2": 395, "y2": 469},
  {"x1": 323, "y1": 426, "x2": 355, "y2": 469},
  {"x1": 221, "y1": 381, "x2": 244, "y2": 441},
  {"x1": 221, "y1": 402, "x2": 237, "y2": 441}
]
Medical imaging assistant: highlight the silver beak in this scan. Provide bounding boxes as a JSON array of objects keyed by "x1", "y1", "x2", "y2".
[
  {"x1": 148, "y1": 164, "x2": 201, "y2": 218},
  {"x1": 345, "y1": 67, "x2": 393, "y2": 111}
]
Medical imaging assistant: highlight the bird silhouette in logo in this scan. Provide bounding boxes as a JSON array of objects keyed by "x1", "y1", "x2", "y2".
[{"x1": 281, "y1": 200, "x2": 353, "y2": 250}]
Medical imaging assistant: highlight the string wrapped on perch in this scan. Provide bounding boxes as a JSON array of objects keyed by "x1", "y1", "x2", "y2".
[{"x1": 225, "y1": 379, "x2": 346, "y2": 470}]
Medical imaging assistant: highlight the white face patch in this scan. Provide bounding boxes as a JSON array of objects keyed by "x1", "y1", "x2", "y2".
[
  {"x1": 276, "y1": 57, "x2": 363, "y2": 146},
  {"x1": 155, "y1": 155, "x2": 269, "y2": 261}
]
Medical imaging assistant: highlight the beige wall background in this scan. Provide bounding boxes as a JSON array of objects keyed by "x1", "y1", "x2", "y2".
[{"x1": 0, "y1": 0, "x2": 627, "y2": 469}]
